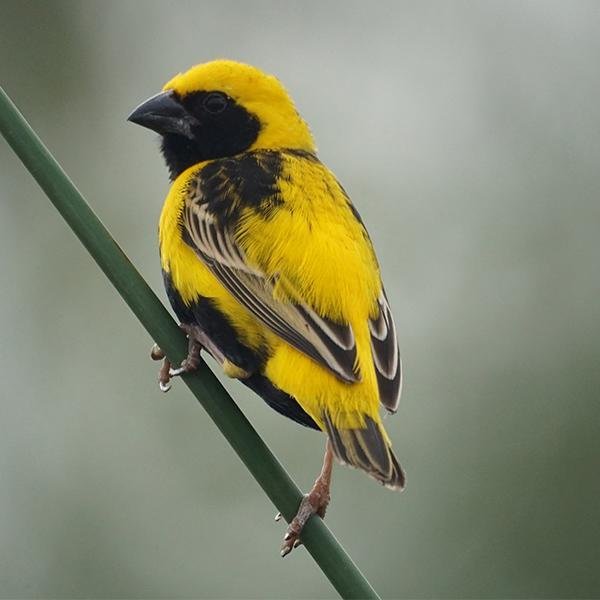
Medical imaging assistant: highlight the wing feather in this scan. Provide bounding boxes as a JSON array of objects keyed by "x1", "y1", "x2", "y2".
[
  {"x1": 183, "y1": 200, "x2": 360, "y2": 383},
  {"x1": 369, "y1": 291, "x2": 402, "y2": 412}
]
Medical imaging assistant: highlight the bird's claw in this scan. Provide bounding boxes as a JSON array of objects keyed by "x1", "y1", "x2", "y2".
[
  {"x1": 279, "y1": 494, "x2": 316, "y2": 557},
  {"x1": 151, "y1": 343, "x2": 173, "y2": 392},
  {"x1": 158, "y1": 357, "x2": 172, "y2": 393},
  {"x1": 168, "y1": 365, "x2": 187, "y2": 377},
  {"x1": 150, "y1": 344, "x2": 165, "y2": 361},
  {"x1": 168, "y1": 353, "x2": 200, "y2": 378},
  {"x1": 280, "y1": 523, "x2": 304, "y2": 557}
]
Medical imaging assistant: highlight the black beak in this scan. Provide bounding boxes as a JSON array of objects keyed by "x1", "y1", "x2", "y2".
[{"x1": 127, "y1": 90, "x2": 198, "y2": 139}]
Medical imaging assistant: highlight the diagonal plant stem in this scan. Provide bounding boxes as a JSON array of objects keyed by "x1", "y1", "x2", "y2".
[{"x1": 0, "y1": 85, "x2": 381, "y2": 600}]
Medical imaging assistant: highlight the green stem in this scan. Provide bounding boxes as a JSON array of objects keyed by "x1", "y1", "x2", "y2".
[{"x1": 0, "y1": 85, "x2": 381, "y2": 600}]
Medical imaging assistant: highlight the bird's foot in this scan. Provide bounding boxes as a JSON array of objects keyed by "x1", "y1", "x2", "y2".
[
  {"x1": 150, "y1": 324, "x2": 202, "y2": 392},
  {"x1": 280, "y1": 476, "x2": 331, "y2": 558},
  {"x1": 150, "y1": 343, "x2": 173, "y2": 392},
  {"x1": 168, "y1": 325, "x2": 202, "y2": 378},
  {"x1": 279, "y1": 441, "x2": 333, "y2": 557},
  {"x1": 150, "y1": 324, "x2": 251, "y2": 391}
]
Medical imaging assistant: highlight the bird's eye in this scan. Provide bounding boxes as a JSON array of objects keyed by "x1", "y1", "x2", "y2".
[{"x1": 203, "y1": 92, "x2": 228, "y2": 114}]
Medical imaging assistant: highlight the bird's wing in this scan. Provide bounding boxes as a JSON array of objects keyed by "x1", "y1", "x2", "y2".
[
  {"x1": 183, "y1": 200, "x2": 360, "y2": 383},
  {"x1": 369, "y1": 290, "x2": 402, "y2": 413}
]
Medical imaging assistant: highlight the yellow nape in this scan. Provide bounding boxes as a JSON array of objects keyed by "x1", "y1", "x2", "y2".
[{"x1": 162, "y1": 59, "x2": 315, "y2": 153}]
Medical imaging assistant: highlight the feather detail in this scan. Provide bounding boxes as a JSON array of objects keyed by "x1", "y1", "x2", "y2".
[
  {"x1": 369, "y1": 291, "x2": 402, "y2": 413},
  {"x1": 183, "y1": 199, "x2": 360, "y2": 383},
  {"x1": 323, "y1": 412, "x2": 405, "y2": 490}
]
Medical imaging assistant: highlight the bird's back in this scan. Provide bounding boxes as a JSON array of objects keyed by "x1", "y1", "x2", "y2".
[
  {"x1": 162, "y1": 150, "x2": 375, "y2": 393},
  {"x1": 160, "y1": 148, "x2": 403, "y2": 487}
]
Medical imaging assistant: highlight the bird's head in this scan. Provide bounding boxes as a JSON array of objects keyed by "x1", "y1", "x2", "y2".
[{"x1": 127, "y1": 59, "x2": 315, "y2": 179}]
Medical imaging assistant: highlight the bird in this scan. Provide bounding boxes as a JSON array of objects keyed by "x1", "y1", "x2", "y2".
[{"x1": 127, "y1": 59, "x2": 405, "y2": 556}]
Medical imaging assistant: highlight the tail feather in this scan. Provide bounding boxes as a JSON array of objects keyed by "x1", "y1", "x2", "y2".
[{"x1": 323, "y1": 413, "x2": 405, "y2": 490}]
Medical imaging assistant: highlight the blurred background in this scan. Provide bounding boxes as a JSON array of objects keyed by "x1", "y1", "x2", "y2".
[{"x1": 1, "y1": 1, "x2": 599, "y2": 598}]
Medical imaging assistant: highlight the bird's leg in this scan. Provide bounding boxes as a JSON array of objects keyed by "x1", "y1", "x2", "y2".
[
  {"x1": 186, "y1": 327, "x2": 251, "y2": 380},
  {"x1": 280, "y1": 439, "x2": 334, "y2": 557},
  {"x1": 164, "y1": 324, "x2": 252, "y2": 386},
  {"x1": 168, "y1": 324, "x2": 203, "y2": 377}
]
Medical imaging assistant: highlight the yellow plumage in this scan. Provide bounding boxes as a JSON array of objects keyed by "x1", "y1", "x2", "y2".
[
  {"x1": 160, "y1": 153, "x2": 383, "y2": 431},
  {"x1": 163, "y1": 60, "x2": 315, "y2": 152},
  {"x1": 130, "y1": 59, "x2": 404, "y2": 504}
]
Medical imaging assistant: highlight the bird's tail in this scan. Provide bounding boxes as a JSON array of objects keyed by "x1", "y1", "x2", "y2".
[{"x1": 322, "y1": 412, "x2": 405, "y2": 490}]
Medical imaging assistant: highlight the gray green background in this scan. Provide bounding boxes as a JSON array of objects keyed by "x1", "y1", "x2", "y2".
[{"x1": 1, "y1": 1, "x2": 599, "y2": 598}]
